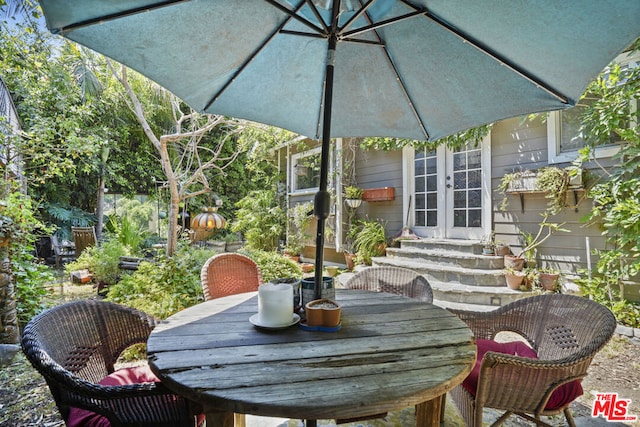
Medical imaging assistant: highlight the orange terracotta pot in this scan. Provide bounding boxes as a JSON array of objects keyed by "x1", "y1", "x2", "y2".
[{"x1": 305, "y1": 299, "x2": 341, "y2": 327}]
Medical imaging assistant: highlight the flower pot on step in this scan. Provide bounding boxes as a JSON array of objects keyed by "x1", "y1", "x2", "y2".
[
  {"x1": 505, "y1": 271, "x2": 526, "y2": 290},
  {"x1": 538, "y1": 272, "x2": 560, "y2": 291},
  {"x1": 504, "y1": 255, "x2": 525, "y2": 271}
]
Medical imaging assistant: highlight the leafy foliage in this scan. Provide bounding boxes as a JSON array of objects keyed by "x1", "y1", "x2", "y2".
[
  {"x1": 65, "y1": 237, "x2": 128, "y2": 286},
  {"x1": 574, "y1": 42, "x2": 640, "y2": 327},
  {"x1": 105, "y1": 242, "x2": 212, "y2": 319},
  {"x1": 360, "y1": 124, "x2": 492, "y2": 151},
  {"x1": 241, "y1": 249, "x2": 303, "y2": 283},
  {"x1": 353, "y1": 218, "x2": 387, "y2": 266},
  {"x1": 231, "y1": 189, "x2": 285, "y2": 251}
]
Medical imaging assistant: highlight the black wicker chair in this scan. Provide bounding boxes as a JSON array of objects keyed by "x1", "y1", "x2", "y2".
[
  {"x1": 448, "y1": 294, "x2": 617, "y2": 427},
  {"x1": 21, "y1": 300, "x2": 202, "y2": 427}
]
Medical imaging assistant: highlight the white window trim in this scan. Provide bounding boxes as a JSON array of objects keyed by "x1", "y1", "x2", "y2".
[
  {"x1": 290, "y1": 147, "x2": 322, "y2": 194},
  {"x1": 548, "y1": 50, "x2": 639, "y2": 164},
  {"x1": 547, "y1": 111, "x2": 621, "y2": 164}
]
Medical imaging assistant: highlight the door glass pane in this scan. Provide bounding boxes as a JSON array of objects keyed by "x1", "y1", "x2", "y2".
[
  {"x1": 415, "y1": 211, "x2": 425, "y2": 227},
  {"x1": 415, "y1": 157, "x2": 425, "y2": 175},
  {"x1": 415, "y1": 176, "x2": 425, "y2": 192},
  {"x1": 453, "y1": 190, "x2": 466, "y2": 208},
  {"x1": 426, "y1": 175, "x2": 437, "y2": 191},
  {"x1": 453, "y1": 171, "x2": 466, "y2": 189},
  {"x1": 426, "y1": 157, "x2": 437, "y2": 174},
  {"x1": 426, "y1": 211, "x2": 437, "y2": 226},
  {"x1": 453, "y1": 210, "x2": 466, "y2": 227},
  {"x1": 468, "y1": 170, "x2": 481, "y2": 188},
  {"x1": 468, "y1": 189, "x2": 481, "y2": 208},
  {"x1": 469, "y1": 209, "x2": 481, "y2": 227},
  {"x1": 453, "y1": 152, "x2": 466, "y2": 171}
]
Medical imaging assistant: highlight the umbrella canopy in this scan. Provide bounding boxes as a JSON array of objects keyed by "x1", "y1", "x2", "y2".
[{"x1": 39, "y1": 0, "x2": 640, "y2": 296}]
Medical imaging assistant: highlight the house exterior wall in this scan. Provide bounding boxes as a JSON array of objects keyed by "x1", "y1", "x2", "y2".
[
  {"x1": 490, "y1": 116, "x2": 606, "y2": 274},
  {"x1": 352, "y1": 147, "x2": 404, "y2": 240}
]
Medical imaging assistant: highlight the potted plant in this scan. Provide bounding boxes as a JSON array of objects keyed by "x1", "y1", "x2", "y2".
[
  {"x1": 305, "y1": 299, "x2": 341, "y2": 327},
  {"x1": 353, "y1": 218, "x2": 387, "y2": 266},
  {"x1": 344, "y1": 185, "x2": 364, "y2": 208},
  {"x1": 538, "y1": 267, "x2": 561, "y2": 291},
  {"x1": 480, "y1": 232, "x2": 495, "y2": 255},
  {"x1": 504, "y1": 267, "x2": 526, "y2": 290},
  {"x1": 504, "y1": 212, "x2": 568, "y2": 272}
]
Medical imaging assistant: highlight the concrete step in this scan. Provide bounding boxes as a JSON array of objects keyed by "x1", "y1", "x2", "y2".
[
  {"x1": 372, "y1": 256, "x2": 507, "y2": 287},
  {"x1": 430, "y1": 279, "x2": 534, "y2": 307},
  {"x1": 386, "y1": 246, "x2": 504, "y2": 270},
  {"x1": 433, "y1": 299, "x2": 501, "y2": 313},
  {"x1": 399, "y1": 238, "x2": 484, "y2": 255}
]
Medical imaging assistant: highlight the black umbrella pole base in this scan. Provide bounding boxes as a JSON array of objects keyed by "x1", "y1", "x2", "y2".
[{"x1": 305, "y1": 420, "x2": 317, "y2": 427}]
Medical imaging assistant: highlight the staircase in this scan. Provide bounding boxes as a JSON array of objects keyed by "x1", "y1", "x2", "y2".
[{"x1": 372, "y1": 238, "x2": 535, "y2": 312}]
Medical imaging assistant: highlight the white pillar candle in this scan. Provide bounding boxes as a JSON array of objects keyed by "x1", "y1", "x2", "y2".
[{"x1": 258, "y1": 283, "x2": 294, "y2": 326}]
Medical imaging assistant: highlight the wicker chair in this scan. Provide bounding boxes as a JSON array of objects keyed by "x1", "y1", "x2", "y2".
[
  {"x1": 21, "y1": 300, "x2": 202, "y2": 427},
  {"x1": 343, "y1": 266, "x2": 433, "y2": 303},
  {"x1": 448, "y1": 294, "x2": 617, "y2": 427},
  {"x1": 71, "y1": 226, "x2": 97, "y2": 257},
  {"x1": 200, "y1": 253, "x2": 263, "y2": 300}
]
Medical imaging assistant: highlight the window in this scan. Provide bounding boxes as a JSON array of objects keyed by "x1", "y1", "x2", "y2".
[
  {"x1": 291, "y1": 148, "x2": 322, "y2": 192},
  {"x1": 548, "y1": 51, "x2": 638, "y2": 164}
]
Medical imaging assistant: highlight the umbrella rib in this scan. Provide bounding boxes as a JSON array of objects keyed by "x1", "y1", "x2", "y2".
[
  {"x1": 339, "y1": 0, "x2": 376, "y2": 33},
  {"x1": 204, "y1": 1, "x2": 309, "y2": 112},
  {"x1": 51, "y1": 0, "x2": 188, "y2": 34},
  {"x1": 263, "y1": 0, "x2": 326, "y2": 36},
  {"x1": 341, "y1": 11, "x2": 424, "y2": 39},
  {"x1": 352, "y1": 3, "x2": 430, "y2": 140},
  {"x1": 409, "y1": 3, "x2": 570, "y2": 104}
]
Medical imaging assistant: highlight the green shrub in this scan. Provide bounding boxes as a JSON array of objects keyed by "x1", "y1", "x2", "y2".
[
  {"x1": 353, "y1": 218, "x2": 387, "y2": 265},
  {"x1": 65, "y1": 236, "x2": 129, "y2": 286},
  {"x1": 12, "y1": 247, "x2": 54, "y2": 326},
  {"x1": 241, "y1": 249, "x2": 303, "y2": 282},
  {"x1": 231, "y1": 189, "x2": 285, "y2": 251},
  {"x1": 105, "y1": 242, "x2": 212, "y2": 319}
]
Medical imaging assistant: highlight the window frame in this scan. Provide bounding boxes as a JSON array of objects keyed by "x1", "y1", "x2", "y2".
[
  {"x1": 547, "y1": 51, "x2": 639, "y2": 164},
  {"x1": 290, "y1": 147, "x2": 323, "y2": 194}
]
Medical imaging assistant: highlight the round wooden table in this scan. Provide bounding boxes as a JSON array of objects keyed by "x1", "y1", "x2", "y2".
[{"x1": 147, "y1": 289, "x2": 475, "y2": 427}]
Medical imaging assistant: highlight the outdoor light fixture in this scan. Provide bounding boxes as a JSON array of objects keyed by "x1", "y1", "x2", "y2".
[{"x1": 191, "y1": 194, "x2": 226, "y2": 232}]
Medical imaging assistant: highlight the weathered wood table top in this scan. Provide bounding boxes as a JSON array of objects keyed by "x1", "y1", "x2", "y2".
[{"x1": 147, "y1": 289, "x2": 475, "y2": 426}]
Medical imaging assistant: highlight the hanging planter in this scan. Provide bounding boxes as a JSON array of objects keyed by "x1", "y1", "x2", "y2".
[{"x1": 345, "y1": 198, "x2": 362, "y2": 209}]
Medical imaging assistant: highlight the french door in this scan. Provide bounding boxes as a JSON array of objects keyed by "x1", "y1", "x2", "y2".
[{"x1": 408, "y1": 136, "x2": 491, "y2": 240}]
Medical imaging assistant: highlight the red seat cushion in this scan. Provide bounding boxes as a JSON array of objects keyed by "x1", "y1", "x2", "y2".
[
  {"x1": 462, "y1": 339, "x2": 583, "y2": 411},
  {"x1": 67, "y1": 365, "x2": 159, "y2": 427}
]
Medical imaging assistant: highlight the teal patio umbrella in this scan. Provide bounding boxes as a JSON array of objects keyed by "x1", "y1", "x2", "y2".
[{"x1": 39, "y1": 0, "x2": 640, "y2": 298}]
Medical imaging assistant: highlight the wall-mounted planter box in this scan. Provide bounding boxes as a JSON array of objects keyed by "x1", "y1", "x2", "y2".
[{"x1": 362, "y1": 187, "x2": 395, "y2": 202}]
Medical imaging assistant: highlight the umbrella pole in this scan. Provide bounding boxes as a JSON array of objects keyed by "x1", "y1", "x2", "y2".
[{"x1": 313, "y1": 4, "x2": 340, "y2": 301}]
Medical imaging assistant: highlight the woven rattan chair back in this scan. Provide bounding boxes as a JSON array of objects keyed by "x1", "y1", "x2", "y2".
[
  {"x1": 71, "y1": 226, "x2": 97, "y2": 257},
  {"x1": 448, "y1": 294, "x2": 617, "y2": 427},
  {"x1": 21, "y1": 300, "x2": 199, "y2": 427},
  {"x1": 344, "y1": 266, "x2": 433, "y2": 303},
  {"x1": 200, "y1": 253, "x2": 263, "y2": 300}
]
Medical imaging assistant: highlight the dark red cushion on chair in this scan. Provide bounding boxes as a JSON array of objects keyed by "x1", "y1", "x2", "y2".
[
  {"x1": 462, "y1": 339, "x2": 583, "y2": 411},
  {"x1": 67, "y1": 365, "x2": 160, "y2": 427}
]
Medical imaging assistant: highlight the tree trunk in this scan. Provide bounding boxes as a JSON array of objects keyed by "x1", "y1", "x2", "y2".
[{"x1": 0, "y1": 246, "x2": 19, "y2": 346}]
